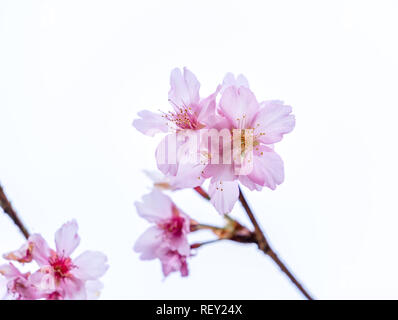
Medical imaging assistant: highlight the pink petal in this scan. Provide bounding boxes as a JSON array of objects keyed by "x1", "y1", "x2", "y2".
[
  {"x1": 167, "y1": 162, "x2": 206, "y2": 189},
  {"x1": 0, "y1": 265, "x2": 41, "y2": 300},
  {"x1": 239, "y1": 175, "x2": 263, "y2": 191},
  {"x1": 156, "y1": 131, "x2": 202, "y2": 176},
  {"x1": 155, "y1": 134, "x2": 179, "y2": 176},
  {"x1": 30, "y1": 267, "x2": 57, "y2": 294},
  {"x1": 247, "y1": 145, "x2": 284, "y2": 189},
  {"x1": 134, "y1": 226, "x2": 164, "y2": 260},
  {"x1": 168, "y1": 67, "x2": 200, "y2": 108},
  {"x1": 0, "y1": 274, "x2": 7, "y2": 299},
  {"x1": 3, "y1": 242, "x2": 33, "y2": 263},
  {"x1": 202, "y1": 164, "x2": 235, "y2": 182},
  {"x1": 208, "y1": 179, "x2": 239, "y2": 214},
  {"x1": 219, "y1": 86, "x2": 259, "y2": 129},
  {"x1": 55, "y1": 220, "x2": 80, "y2": 257},
  {"x1": 29, "y1": 234, "x2": 52, "y2": 266},
  {"x1": 72, "y1": 251, "x2": 108, "y2": 281},
  {"x1": 168, "y1": 233, "x2": 190, "y2": 257},
  {"x1": 253, "y1": 100, "x2": 295, "y2": 144},
  {"x1": 159, "y1": 249, "x2": 189, "y2": 278},
  {"x1": 197, "y1": 85, "x2": 221, "y2": 126},
  {"x1": 61, "y1": 277, "x2": 86, "y2": 300},
  {"x1": 133, "y1": 110, "x2": 169, "y2": 137},
  {"x1": 85, "y1": 280, "x2": 103, "y2": 300},
  {"x1": 221, "y1": 73, "x2": 249, "y2": 92},
  {"x1": 135, "y1": 190, "x2": 173, "y2": 223},
  {"x1": 144, "y1": 168, "x2": 204, "y2": 191},
  {"x1": 0, "y1": 263, "x2": 21, "y2": 279}
]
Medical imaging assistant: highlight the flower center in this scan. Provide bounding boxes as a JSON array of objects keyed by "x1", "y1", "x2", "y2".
[
  {"x1": 232, "y1": 129, "x2": 256, "y2": 157},
  {"x1": 162, "y1": 105, "x2": 202, "y2": 130},
  {"x1": 160, "y1": 215, "x2": 185, "y2": 237},
  {"x1": 49, "y1": 254, "x2": 74, "y2": 279}
]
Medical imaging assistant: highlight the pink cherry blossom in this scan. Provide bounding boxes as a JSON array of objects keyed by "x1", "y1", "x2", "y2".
[
  {"x1": 201, "y1": 75, "x2": 295, "y2": 214},
  {"x1": 158, "y1": 249, "x2": 188, "y2": 278},
  {"x1": 134, "y1": 189, "x2": 191, "y2": 277},
  {"x1": 133, "y1": 69, "x2": 295, "y2": 215},
  {"x1": 134, "y1": 67, "x2": 218, "y2": 135},
  {"x1": 0, "y1": 263, "x2": 40, "y2": 300},
  {"x1": 3, "y1": 220, "x2": 108, "y2": 300},
  {"x1": 134, "y1": 68, "x2": 218, "y2": 186}
]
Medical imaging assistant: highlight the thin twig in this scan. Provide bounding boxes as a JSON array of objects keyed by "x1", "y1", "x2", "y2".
[
  {"x1": 192, "y1": 186, "x2": 314, "y2": 300},
  {"x1": 0, "y1": 184, "x2": 30, "y2": 239},
  {"x1": 191, "y1": 239, "x2": 223, "y2": 249},
  {"x1": 194, "y1": 186, "x2": 211, "y2": 200},
  {"x1": 238, "y1": 186, "x2": 313, "y2": 300}
]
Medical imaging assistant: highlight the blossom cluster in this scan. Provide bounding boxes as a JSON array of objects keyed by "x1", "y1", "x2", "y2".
[
  {"x1": 0, "y1": 220, "x2": 108, "y2": 300},
  {"x1": 133, "y1": 68, "x2": 295, "y2": 277}
]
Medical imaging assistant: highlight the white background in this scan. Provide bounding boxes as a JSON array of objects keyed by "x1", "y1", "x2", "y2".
[{"x1": 0, "y1": 0, "x2": 397, "y2": 299}]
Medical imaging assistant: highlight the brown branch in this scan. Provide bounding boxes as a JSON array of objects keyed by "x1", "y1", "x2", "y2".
[
  {"x1": 0, "y1": 184, "x2": 30, "y2": 239},
  {"x1": 238, "y1": 186, "x2": 313, "y2": 300},
  {"x1": 194, "y1": 186, "x2": 211, "y2": 200},
  {"x1": 192, "y1": 186, "x2": 314, "y2": 300}
]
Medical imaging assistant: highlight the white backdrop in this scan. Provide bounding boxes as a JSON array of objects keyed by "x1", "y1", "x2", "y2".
[{"x1": 1, "y1": 0, "x2": 398, "y2": 299}]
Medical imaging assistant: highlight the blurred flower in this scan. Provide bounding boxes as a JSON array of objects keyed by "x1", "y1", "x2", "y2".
[
  {"x1": 134, "y1": 189, "x2": 191, "y2": 277},
  {"x1": 2, "y1": 220, "x2": 108, "y2": 300},
  {"x1": 0, "y1": 263, "x2": 40, "y2": 300},
  {"x1": 159, "y1": 249, "x2": 188, "y2": 277},
  {"x1": 3, "y1": 242, "x2": 33, "y2": 264}
]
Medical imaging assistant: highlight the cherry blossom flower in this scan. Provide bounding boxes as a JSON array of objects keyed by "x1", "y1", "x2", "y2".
[
  {"x1": 134, "y1": 189, "x2": 191, "y2": 277},
  {"x1": 3, "y1": 220, "x2": 108, "y2": 300},
  {"x1": 134, "y1": 67, "x2": 218, "y2": 183},
  {"x1": 133, "y1": 69, "x2": 295, "y2": 215},
  {"x1": 200, "y1": 74, "x2": 295, "y2": 213},
  {"x1": 0, "y1": 263, "x2": 40, "y2": 300},
  {"x1": 134, "y1": 67, "x2": 218, "y2": 135}
]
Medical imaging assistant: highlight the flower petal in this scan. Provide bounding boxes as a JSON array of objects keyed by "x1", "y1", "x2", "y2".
[
  {"x1": 133, "y1": 110, "x2": 169, "y2": 137},
  {"x1": 133, "y1": 226, "x2": 164, "y2": 260},
  {"x1": 197, "y1": 85, "x2": 221, "y2": 126},
  {"x1": 239, "y1": 175, "x2": 263, "y2": 191},
  {"x1": 85, "y1": 280, "x2": 103, "y2": 300},
  {"x1": 55, "y1": 220, "x2": 80, "y2": 257},
  {"x1": 247, "y1": 145, "x2": 284, "y2": 189},
  {"x1": 219, "y1": 86, "x2": 259, "y2": 129},
  {"x1": 0, "y1": 263, "x2": 21, "y2": 279},
  {"x1": 61, "y1": 277, "x2": 87, "y2": 300},
  {"x1": 72, "y1": 251, "x2": 109, "y2": 281},
  {"x1": 29, "y1": 234, "x2": 52, "y2": 266},
  {"x1": 167, "y1": 162, "x2": 206, "y2": 190},
  {"x1": 158, "y1": 249, "x2": 189, "y2": 278},
  {"x1": 254, "y1": 100, "x2": 295, "y2": 144},
  {"x1": 208, "y1": 179, "x2": 239, "y2": 214},
  {"x1": 155, "y1": 133, "x2": 179, "y2": 176},
  {"x1": 168, "y1": 67, "x2": 200, "y2": 108},
  {"x1": 135, "y1": 190, "x2": 174, "y2": 223},
  {"x1": 30, "y1": 267, "x2": 56, "y2": 294},
  {"x1": 3, "y1": 242, "x2": 33, "y2": 263},
  {"x1": 0, "y1": 274, "x2": 7, "y2": 299},
  {"x1": 221, "y1": 72, "x2": 249, "y2": 92},
  {"x1": 168, "y1": 232, "x2": 191, "y2": 257},
  {"x1": 202, "y1": 164, "x2": 235, "y2": 182}
]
